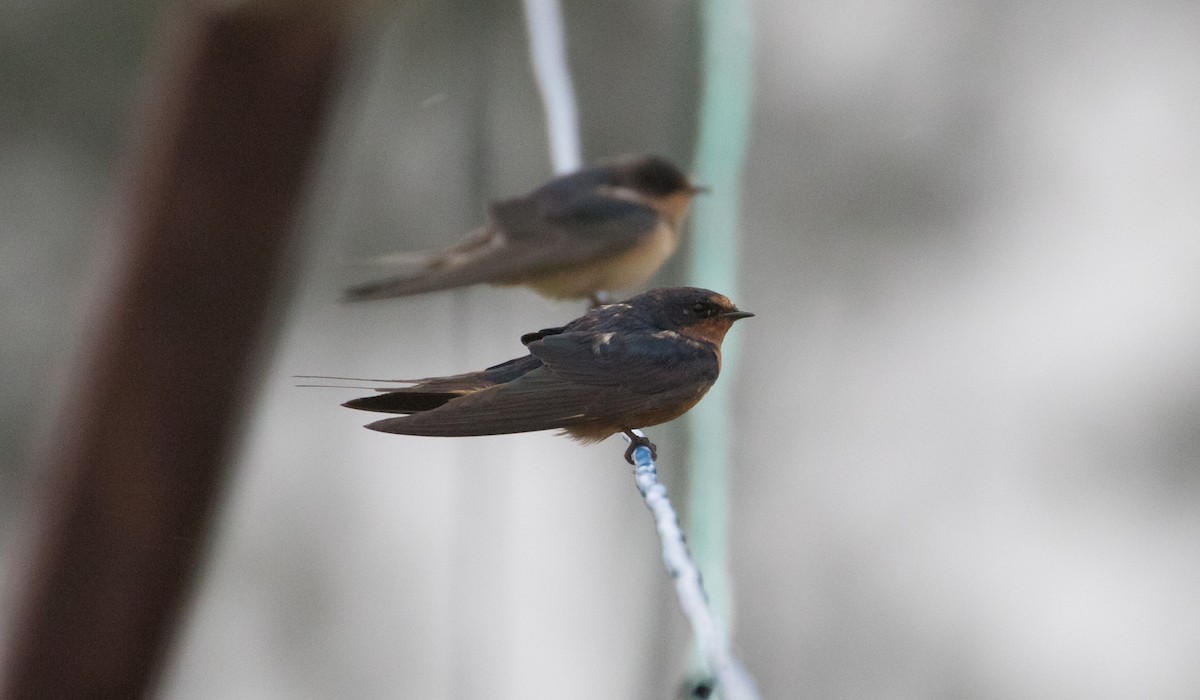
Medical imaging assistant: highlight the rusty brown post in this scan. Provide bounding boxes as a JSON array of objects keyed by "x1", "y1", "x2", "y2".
[{"x1": 1, "y1": 3, "x2": 351, "y2": 697}]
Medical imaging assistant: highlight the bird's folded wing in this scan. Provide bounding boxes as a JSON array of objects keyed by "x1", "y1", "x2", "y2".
[
  {"x1": 343, "y1": 190, "x2": 660, "y2": 301},
  {"x1": 528, "y1": 331, "x2": 718, "y2": 392},
  {"x1": 364, "y1": 332, "x2": 718, "y2": 436},
  {"x1": 486, "y1": 192, "x2": 659, "y2": 267}
]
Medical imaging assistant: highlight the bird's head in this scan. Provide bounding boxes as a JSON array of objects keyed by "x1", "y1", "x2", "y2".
[
  {"x1": 608, "y1": 156, "x2": 707, "y2": 225},
  {"x1": 627, "y1": 286, "x2": 753, "y2": 347}
]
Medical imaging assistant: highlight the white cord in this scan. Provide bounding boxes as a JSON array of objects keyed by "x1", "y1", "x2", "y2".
[
  {"x1": 521, "y1": 0, "x2": 583, "y2": 174},
  {"x1": 628, "y1": 433, "x2": 761, "y2": 700}
]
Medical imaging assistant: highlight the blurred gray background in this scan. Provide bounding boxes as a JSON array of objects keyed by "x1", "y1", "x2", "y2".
[{"x1": 4, "y1": 0, "x2": 1200, "y2": 697}]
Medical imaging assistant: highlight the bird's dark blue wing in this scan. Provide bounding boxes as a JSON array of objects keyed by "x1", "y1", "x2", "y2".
[
  {"x1": 488, "y1": 188, "x2": 658, "y2": 250},
  {"x1": 527, "y1": 330, "x2": 719, "y2": 393},
  {"x1": 362, "y1": 331, "x2": 719, "y2": 437}
]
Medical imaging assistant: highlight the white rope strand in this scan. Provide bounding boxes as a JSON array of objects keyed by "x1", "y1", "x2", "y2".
[
  {"x1": 521, "y1": 0, "x2": 582, "y2": 173},
  {"x1": 628, "y1": 432, "x2": 761, "y2": 700}
]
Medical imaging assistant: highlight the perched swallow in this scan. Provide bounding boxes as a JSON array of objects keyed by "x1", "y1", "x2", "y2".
[
  {"x1": 341, "y1": 287, "x2": 752, "y2": 463},
  {"x1": 344, "y1": 156, "x2": 705, "y2": 306}
]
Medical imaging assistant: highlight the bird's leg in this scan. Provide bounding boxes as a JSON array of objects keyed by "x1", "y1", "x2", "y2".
[{"x1": 622, "y1": 428, "x2": 657, "y2": 465}]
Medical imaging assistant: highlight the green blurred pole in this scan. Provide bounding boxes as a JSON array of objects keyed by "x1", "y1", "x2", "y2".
[{"x1": 687, "y1": 0, "x2": 754, "y2": 664}]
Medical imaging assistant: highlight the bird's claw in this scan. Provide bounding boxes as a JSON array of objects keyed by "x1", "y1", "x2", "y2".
[{"x1": 622, "y1": 430, "x2": 657, "y2": 465}]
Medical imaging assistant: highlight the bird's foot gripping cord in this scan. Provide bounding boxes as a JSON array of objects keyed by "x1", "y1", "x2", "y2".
[{"x1": 622, "y1": 428, "x2": 657, "y2": 465}]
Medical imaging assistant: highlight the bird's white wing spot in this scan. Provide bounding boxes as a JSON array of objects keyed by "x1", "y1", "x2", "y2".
[{"x1": 592, "y1": 332, "x2": 616, "y2": 353}]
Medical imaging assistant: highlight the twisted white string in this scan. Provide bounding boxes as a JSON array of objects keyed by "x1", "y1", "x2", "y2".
[{"x1": 628, "y1": 432, "x2": 760, "y2": 700}]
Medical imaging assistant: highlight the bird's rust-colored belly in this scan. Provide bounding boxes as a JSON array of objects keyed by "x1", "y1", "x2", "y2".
[
  {"x1": 562, "y1": 384, "x2": 711, "y2": 443},
  {"x1": 520, "y1": 222, "x2": 679, "y2": 299}
]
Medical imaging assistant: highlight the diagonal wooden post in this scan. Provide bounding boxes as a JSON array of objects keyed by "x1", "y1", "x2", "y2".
[{"x1": 1, "y1": 3, "x2": 350, "y2": 697}]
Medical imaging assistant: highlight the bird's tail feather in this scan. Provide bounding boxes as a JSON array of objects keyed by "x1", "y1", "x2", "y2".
[
  {"x1": 295, "y1": 374, "x2": 418, "y2": 384},
  {"x1": 347, "y1": 251, "x2": 436, "y2": 269},
  {"x1": 343, "y1": 391, "x2": 463, "y2": 414},
  {"x1": 342, "y1": 227, "x2": 506, "y2": 302}
]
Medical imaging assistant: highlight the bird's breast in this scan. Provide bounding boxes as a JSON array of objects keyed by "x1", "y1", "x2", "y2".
[
  {"x1": 524, "y1": 222, "x2": 679, "y2": 298},
  {"x1": 561, "y1": 382, "x2": 712, "y2": 443}
]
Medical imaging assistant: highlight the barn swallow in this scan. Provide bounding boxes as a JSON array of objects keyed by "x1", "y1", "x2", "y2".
[
  {"x1": 340, "y1": 287, "x2": 752, "y2": 463},
  {"x1": 343, "y1": 156, "x2": 705, "y2": 306}
]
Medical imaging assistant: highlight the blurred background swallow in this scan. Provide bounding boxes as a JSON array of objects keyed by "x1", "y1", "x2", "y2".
[
  {"x1": 343, "y1": 155, "x2": 705, "y2": 306},
  {"x1": 338, "y1": 287, "x2": 751, "y2": 463}
]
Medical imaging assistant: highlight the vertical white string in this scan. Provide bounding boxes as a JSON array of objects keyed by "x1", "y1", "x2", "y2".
[{"x1": 521, "y1": 0, "x2": 583, "y2": 174}]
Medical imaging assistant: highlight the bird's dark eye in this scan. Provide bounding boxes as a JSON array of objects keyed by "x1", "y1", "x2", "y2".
[{"x1": 691, "y1": 302, "x2": 710, "y2": 316}]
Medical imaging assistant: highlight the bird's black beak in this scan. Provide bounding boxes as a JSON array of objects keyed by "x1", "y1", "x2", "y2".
[
  {"x1": 689, "y1": 183, "x2": 711, "y2": 195},
  {"x1": 719, "y1": 310, "x2": 754, "y2": 321}
]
